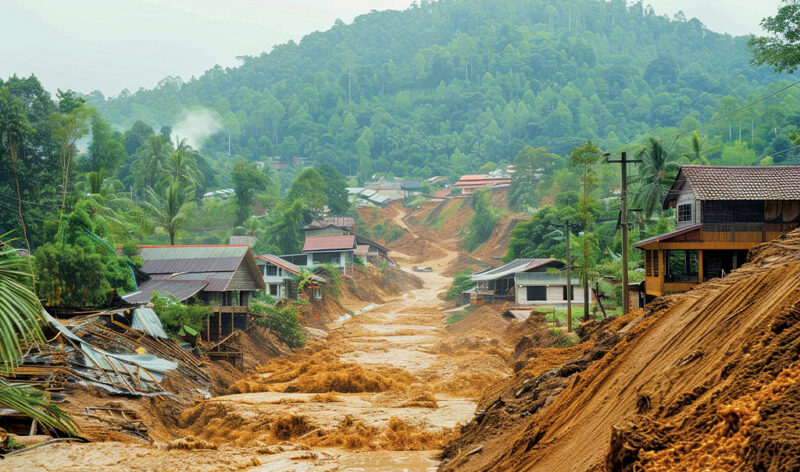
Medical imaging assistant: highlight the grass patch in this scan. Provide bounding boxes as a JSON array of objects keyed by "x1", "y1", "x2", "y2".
[
  {"x1": 445, "y1": 270, "x2": 475, "y2": 301},
  {"x1": 445, "y1": 305, "x2": 477, "y2": 324},
  {"x1": 424, "y1": 199, "x2": 464, "y2": 229}
]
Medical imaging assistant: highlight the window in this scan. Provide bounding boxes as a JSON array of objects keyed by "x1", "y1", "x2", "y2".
[
  {"x1": 527, "y1": 286, "x2": 547, "y2": 301},
  {"x1": 678, "y1": 204, "x2": 692, "y2": 222},
  {"x1": 562, "y1": 285, "x2": 576, "y2": 301},
  {"x1": 266, "y1": 265, "x2": 278, "y2": 276},
  {"x1": 269, "y1": 284, "x2": 278, "y2": 296},
  {"x1": 646, "y1": 250, "x2": 660, "y2": 277}
]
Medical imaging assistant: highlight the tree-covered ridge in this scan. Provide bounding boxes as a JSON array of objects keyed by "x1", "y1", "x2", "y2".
[{"x1": 87, "y1": 0, "x2": 791, "y2": 178}]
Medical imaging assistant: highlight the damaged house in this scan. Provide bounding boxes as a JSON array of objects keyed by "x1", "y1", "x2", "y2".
[{"x1": 122, "y1": 245, "x2": 265, "y2": 342}]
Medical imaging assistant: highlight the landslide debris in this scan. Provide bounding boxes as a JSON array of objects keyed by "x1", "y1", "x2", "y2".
[
  {"x1": 229, "y1": 349, "x2": 418, "y2": 394},
  {"x1": 440, "y1": 228, "x2": 800, "y2": 472}
]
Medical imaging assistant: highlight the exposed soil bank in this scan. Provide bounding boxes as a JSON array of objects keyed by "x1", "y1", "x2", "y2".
[{"x1": 439, "y1": 228, "x2": 800, "y2": 472}]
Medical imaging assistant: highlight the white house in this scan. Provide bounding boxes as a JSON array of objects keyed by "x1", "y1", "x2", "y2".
[
  {"x1": 470, "y1": 258, "x2": 592, "y2": 307},
  {"x1": 255, "y1": 254, "x2": 302, "y2": 299},
  {"x1": 301, "y1": 235, "x2": 357, "y2": 274}
]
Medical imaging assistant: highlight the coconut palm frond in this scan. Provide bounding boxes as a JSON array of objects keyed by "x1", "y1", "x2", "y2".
[
  {"x1": 0, "y1": 236, "x2": 79, "y2": 436},
  {"x1": 0, "y1": 241, "x2": 44, "y2": 370},
  {"x1": 0, "y1": 379, "x2": 80, "y2": 436}
]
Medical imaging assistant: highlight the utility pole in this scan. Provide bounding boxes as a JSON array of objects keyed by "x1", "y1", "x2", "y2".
[
  {"x1": 565, "y1": 219, "x2": 572, "y2": 333},
  {"x1": 607, "y1": 151, "x2": 641, "y2": 315}
]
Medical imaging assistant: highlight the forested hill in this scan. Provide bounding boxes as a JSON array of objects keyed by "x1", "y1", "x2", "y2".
[{"x1": 88, "y1": 0, "x2": 788, "y2": 178}]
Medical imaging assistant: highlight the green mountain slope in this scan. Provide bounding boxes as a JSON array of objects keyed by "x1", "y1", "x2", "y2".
[{"x1": 88, "y1": 0, "x2": 792, "y2": 177}]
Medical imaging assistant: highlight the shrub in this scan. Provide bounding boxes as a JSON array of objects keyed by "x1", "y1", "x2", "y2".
[
  {"x1": 445, "y1": 306, "x2": 477, "y2": 324},
  {"x1": 444, "y1": 270, "x2": 475, "y2": 301},
  {"x1": 250, "y1": 302, "x2": 306, "y2": 348},
  {"x1": 150, "y1": 292, "x2": 210, "y2": 338}
]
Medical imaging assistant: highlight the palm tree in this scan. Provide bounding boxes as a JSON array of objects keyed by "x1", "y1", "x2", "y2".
[
  {"x1": 682, "y1": 131, "x2": 719, "y2": 165},
  {"x1": 635, "y1": 137, "x2": 680, "y2": 219},
  {"x1": 135, "y1": 134, "x2": 168, "y2": 190},
  {"x1": 0, "y1": 88, "x2": 33, "y2": 256},
  {"x1": 142, "y1": 180, "x2": 190, "y2": 245},
  {"x1": 235, "y1": 217, "x2": 265, "y2": 240},
  {"x1": 0, "y1": 238, "x2": 79, "y2": 435},
  {"x1": 162, "y1": 138, "x2": 201, "y2": 189}
]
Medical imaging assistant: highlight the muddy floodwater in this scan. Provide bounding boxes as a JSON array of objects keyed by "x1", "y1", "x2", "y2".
[{"x1": 7, "y1": 241, "x2": 511, "y2": 472}]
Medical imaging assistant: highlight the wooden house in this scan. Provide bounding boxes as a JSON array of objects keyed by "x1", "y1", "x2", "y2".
[
  {"x1": 636, "y1": 165, "x2": 800, "y2": 299},
  {"x1": 122, "y1": 245, "x2": 266, "y2": 342}
]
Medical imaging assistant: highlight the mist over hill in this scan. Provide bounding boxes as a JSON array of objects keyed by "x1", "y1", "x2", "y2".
[{"x1": 87, "y1": 0, "x2": 792, "y2": 177}]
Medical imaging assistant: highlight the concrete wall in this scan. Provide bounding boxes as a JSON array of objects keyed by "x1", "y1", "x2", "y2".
[{"x1": 515, "y1": 284, "x2": 592, "y2": 306}]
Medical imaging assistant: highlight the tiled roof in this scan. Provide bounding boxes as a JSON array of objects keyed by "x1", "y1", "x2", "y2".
[
  {"x1": 674, "y1": 165, "x2": 800, "y2": 201},
  {"x1": 458, "y1": 174, "x2": 488, "y2": 181},
  {"x1": 302, "y1": 235, "x2": 357, "y2": 252}
]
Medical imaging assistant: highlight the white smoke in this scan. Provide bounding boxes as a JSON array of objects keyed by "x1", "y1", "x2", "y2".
[{"x1": 172, "y1": 108, "x2": 223, "y2": 149}]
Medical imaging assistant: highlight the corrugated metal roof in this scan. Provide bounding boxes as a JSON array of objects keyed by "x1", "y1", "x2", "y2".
[
  {"x1": 256, "y1": 254, "x2": 302, "y2": 276},
  {"x1": 131, "y1": 308, "x2": 169, "y2": 338},
  {"x1": 666, "y1": 165, "x2": 800, "y2": 204},
  {"x1": 139, "y1": 245, "x2": 250, "y2": 275},
  {"x1": 305, "y1": 217, "x2": 355, "y2": 230},
  {"x1": 302, "y1": 235, "x2": 357, "y2": 252},
  {"x1": 169, "y1": 272, "x2": 234, "y2": 291},
  {"x1": 634, "y1": 224, "x2": 703, "y2": 248},
  {"x1": 122, "y1": 279, "x2": 208, "y2": 304},
  {"x1": 229, "y1": 236, "x2": 256, "y2": 247},
  {"x1": 472, "y1": 259, "x2": 562, "y2": 281}
]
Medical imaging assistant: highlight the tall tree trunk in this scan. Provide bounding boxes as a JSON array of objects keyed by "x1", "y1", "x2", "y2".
[{"x1": 9, "y1": 145, "x2": 33, "y2": 274}]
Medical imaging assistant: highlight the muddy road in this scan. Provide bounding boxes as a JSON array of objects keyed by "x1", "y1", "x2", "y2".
[{"x1": 8, "y1": 243, "x2": 510, "y2": 471}]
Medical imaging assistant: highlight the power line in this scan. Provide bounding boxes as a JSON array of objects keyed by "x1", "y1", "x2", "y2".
[
  {"x1": 0, "y1": 192, "x2": 62, "y2": 208},
  {"x1": 630, "y1": 63, "x2": 757, "y2": 148},
  {"x1": 636, "y1": 78, "x2": 800, "y2": 152}
]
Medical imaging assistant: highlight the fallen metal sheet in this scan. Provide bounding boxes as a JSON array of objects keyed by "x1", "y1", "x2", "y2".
[
  {"x1": 130, "y1": 308, "x2": 168, "y2": 339},
  {"x1": 43, "y1": 310, "x2": 177, "y2": 393},
  {"x1": 507, "y1": 309, "x2": 533, "y2": 322}
]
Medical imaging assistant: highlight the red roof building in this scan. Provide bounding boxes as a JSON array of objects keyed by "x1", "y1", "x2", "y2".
[{"x1": 454, "y1": 174, "x2": 511, "y2": 194}]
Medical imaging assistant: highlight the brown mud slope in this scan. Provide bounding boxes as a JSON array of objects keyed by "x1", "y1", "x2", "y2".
[
  {"x1": 440, "y1": 229, "x2": 800, "y2": 472},
  {"x1": 359, "y1": 189, "x2": 523, "y2": 275}
]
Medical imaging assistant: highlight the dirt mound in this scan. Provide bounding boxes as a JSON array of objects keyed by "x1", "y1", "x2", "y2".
[
  {"x1": 440, "y1": 228, "x2": 800, "y2": 472},
  {"x1": 444, "y1": 304, "x2": 512, "y2": 338},
  {"x1": 230, "y1": 349, "x2": 418, "y2": 394}
]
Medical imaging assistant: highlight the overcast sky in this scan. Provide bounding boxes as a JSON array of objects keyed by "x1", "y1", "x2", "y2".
[{"x1": 0, "y1": 0, "x2": 783, "y2": 97}]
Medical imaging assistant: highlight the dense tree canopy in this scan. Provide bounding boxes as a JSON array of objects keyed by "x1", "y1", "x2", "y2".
[{"x1": 85, "y1": 0, "x2": 791, "y2": 179}]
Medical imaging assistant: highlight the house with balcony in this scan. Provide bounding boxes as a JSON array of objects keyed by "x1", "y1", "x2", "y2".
[
  {"x1": 469, "y1": 258, "x2": 591, "y2": 307},
  {"x1": 636, "y1": 165, "x2": 800, "y2": 300}
]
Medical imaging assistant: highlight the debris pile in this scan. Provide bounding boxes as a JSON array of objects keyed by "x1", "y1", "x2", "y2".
[
  {"x1": 439, "y1": 228, "x2": 800, "y2": 472},
  {"x1": 6, "y1": 310, "x2": 204, "y2": 398}
]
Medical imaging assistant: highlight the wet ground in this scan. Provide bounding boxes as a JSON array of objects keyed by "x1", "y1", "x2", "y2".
[{"x1": 5, "y1": 242, "x2": 509, "y2": 471}]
